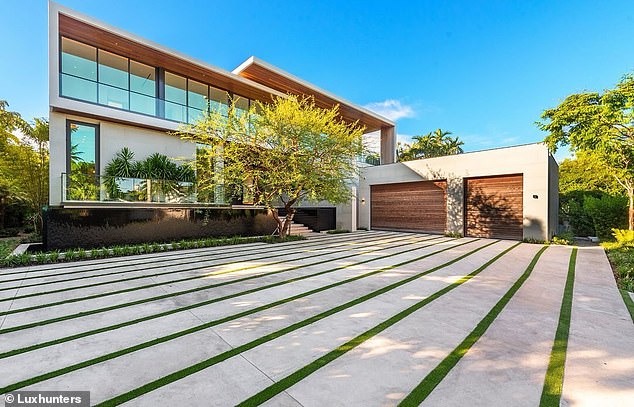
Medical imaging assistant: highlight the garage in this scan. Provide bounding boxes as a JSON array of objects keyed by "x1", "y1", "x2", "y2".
[
  {"x1": 371, "y1": 180, "x2": 447, "y2": 233},
  {"x1": 464, "y1": 174, "x2": 523, "y2": 240}
]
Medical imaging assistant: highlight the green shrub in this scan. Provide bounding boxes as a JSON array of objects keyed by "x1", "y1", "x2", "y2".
[
  {"x1": 48, "y1": 250, "x2": 60, "y2": 262},
  {"x1": 0, "y1": 238, "x2": 19, "y2": 259},
  {"x1": 559, "y1": 190, "x2": 601, "y2": 236},
  {"x1": 112, "y1": 246, "x2": 125, "y2": 256},
  {"x1": 326, "y1": 229, "x2": 350, "y2": 234},
  {"x1": 35, "y1": 252, "x2": 49, "y2": 264},
  {"x1": 76, "y1": 248, "x2": 87, "y2": 260},
  {"x1": 64, "y1": 250, "x2": 77, "y2": 261},
  {"x1": 444, "y1": 232, "x2": 463, "y2": 238},
  {"x1": 522, "y1": 237, "x2": 546, "y2": 244},
  {"x1": 584, "y1": 195, "x2": 628, "y2": 239},
  {"x1": 604, "y1": 244, "x2": 634, "y2": 291},
  {"x1": 141, "y1": 243, "x2": 153, "y2": 254},
  {"x1": 612, "y1": 229, "x2": 634, "y2": 245},
  {"x1": 0, "y1": 227, "x2": 21, "y2": 238},
  {"x1": 262, "y1": 235, "x2": 306, "y2": 244},
  {"x1": 550, "y1": 231, "x2": 574, "y2": 245}
]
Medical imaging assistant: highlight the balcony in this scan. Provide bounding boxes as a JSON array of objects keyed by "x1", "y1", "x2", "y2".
[{"x1": 61, "y1": 173, "x2": 234, "y2": 207}]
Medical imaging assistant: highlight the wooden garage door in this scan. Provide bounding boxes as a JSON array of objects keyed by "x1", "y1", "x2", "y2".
[
  {"x1": 465, "y1": 174, "x2": 523, "y2": 240},
  {"x1": 371, "y1": 181, "x2": 447, "y2": 233}
]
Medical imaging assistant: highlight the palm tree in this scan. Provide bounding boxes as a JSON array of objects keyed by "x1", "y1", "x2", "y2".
[{"x1": 398, "y1": 128, "x2": 464, "y2": 161}]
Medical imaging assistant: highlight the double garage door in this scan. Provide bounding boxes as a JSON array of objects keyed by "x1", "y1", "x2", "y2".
[{"x1": 370, "y1": 174, "x2": 523, "y2": 239}]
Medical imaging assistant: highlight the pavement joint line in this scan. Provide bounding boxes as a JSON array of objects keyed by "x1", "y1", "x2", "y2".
[
  {"x1": 539, "y1": 248, "x2": 577, "y2": 407},
  {"x1": 394, "y1": 245, "x2": 550, "y2": 406},
  {"x1": 0, "y1": 239, "x2": 491, "y2": 395},
  {"x1": 237, "y1": 242, "x2": 524, "y2": 407},
  {"x1": 0, "y1": 232, "x2": 401, "y2": 289},
  {"x1": 0, "y1": 231, "x2": 398, "y2": 277},
  {"x1": 619, "y1": 289, "x2": 634, "y2": 323},
  {"x1": 0, "y1": 234, "x2": 448, "y2": 334},
  {"x1": 83, "y1": 239, "x2": 499, "y2": 406},
  {"x1": 0, "y1": 233, "x2": 428, "y2": 303}
]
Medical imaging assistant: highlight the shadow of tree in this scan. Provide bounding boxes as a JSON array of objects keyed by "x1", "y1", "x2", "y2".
[{"x1": 465, "y1": 183, "x2": 522, "y2": 240}]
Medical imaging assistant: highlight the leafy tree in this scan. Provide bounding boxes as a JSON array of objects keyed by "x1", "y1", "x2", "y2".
[
  {"x1": 559, "y1": 151, "x2": 622, "y2": 195},
  {"x1": 398, "y1": 128, "x2": 464, "y2": 161},
  {"x1": 0, "y1": 101, "x2": 49, "y2": 232},
  {"x1": 540, "y1": 74, "x2": 634, "y2": 230},
  {"x1": 177, "y1": 95, "x2": 365, "y2": 237}
]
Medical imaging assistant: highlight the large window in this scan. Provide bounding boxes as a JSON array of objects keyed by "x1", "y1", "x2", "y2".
[
  {"x1": 60, "y1": 38, "x2": 97, "y2": 102},
  {"x1": 60, "y1": 37, "x2": 157, "y2": 116},
  {"x1": 59, "y1": 37, "x2": 250, "y2": 124},
  {"x1": 66, "y1": 121, "x2": 99, "y2": 201}
]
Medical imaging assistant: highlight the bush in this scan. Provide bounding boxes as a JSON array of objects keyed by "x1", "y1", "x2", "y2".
[
  {"x1": 612, "y1": 229, "x2": 634, "y2": 245},
  {"x1": 550, "y1": 231, "x2": 574, "y2": 245},
  {"x1": 559, "y1": 190, "x2": 602, "y2": 236},
  {"x1": 584, "y1": 195, "x2": 628, "y2": 239}
]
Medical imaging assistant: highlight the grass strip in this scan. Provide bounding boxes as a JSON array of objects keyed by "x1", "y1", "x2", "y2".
[
  {"x1": 2, "y1": 239, "x2": 495, "y2": 396},
  {"x1": 0, "y1": 232, "x2": 399, "y2": 291},
  {"x1": 619, "y1": 289, "x2": 634, "y2": 323},
  {"x1": 0, "y1": 234, "x2": 422, "y2": 303},
  {"x1": 91, "y1": 240, "x2": 505, "y2": 407},
  {"x1": 395, "y1": 245, "x2": 550, "y2": 406},
  {"x1": 0, "y1": 235, "x2": 446, "y2": 333},
  {"x1": 539, "y1": 248, "x2": 577, "y2": 407},
  {"x1": 239, "y1": 242, "x2": 529, "y2": 407},
  {"x1": 0, "y1": 231, "x2": 395, "y2": 281}
]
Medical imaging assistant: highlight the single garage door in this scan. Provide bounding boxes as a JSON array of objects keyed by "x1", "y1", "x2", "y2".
[
  {"x1": 465, "y1": 174, "x2": 523, "y2": 240},
  {"x1": 371, "y1": 180, "x2": 447, "y2": 233}
]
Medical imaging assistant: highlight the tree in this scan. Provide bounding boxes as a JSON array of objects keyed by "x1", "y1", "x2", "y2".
[
  {"x1": 0, "y1": 101, "x2": 49, "y2": 232},
  {"x1": 559, "y1": 151, "x2": 621, "y2": 195},
  {"x1": 177, "y1": 95, "x2": 366, "y2": 237},
  {"x1": 539, "y1": 74, "x2": 634, "y2": 230},
  {"x1": 397, "y1": 128, "x2": 464, "y2": 161}
]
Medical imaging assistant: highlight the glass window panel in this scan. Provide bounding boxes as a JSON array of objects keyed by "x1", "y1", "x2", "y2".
[
  {"x1": 130, "y1": 92, "x2": 156, "y2": 116},
  {"x1": 61, "y1": 37, "x2": 97, "y2": 80},
  {"x1": 165, "y1": 72, "x2": 186, "y2": 105},
  {"x1": 67, "y1": 122, "x2": 98, "y2": 200},
  {"x1": 209, "y1": 87, "x2": 229, "y2": 116},
  {"x1": 98, "y1": 49, "x2": 128, "y2": 89},
  {"x1": 60, "y1": 73, "x2": 97, "y2": 102},
  {"x1": 187, "y1": 107, "x2": 204, "y2": 124},
  {"x1": 233, "y1": 95, "x2": 249, "y2": 118},
  {"x1": 188, "y1": 79, "x2": 208, "y2": 111},
  {"x1": 165, "y1": 101, "x2": 186, "y2": 122},
  {"x1": 98, "y1": 84, "x2": 129, "y2": 109},
  {"x1": 130, "y1": 61, "x2": 155, "y2": 96}
]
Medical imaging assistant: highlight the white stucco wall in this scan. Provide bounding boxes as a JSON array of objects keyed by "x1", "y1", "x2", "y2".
[
  {"x1": 49, "y1": 111, "x2": 195, "y2": 205},
  {"x1": 357, "y1": 143, "x2": 557, "y2": 241}
]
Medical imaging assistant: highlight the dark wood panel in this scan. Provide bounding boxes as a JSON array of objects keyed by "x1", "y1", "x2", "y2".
[
  {"x1": 465, "y1": 174, "x2": 523, "y2": 240},
  {"x1": 371, "y1": 181, "x2": 446, "y2": 233}
]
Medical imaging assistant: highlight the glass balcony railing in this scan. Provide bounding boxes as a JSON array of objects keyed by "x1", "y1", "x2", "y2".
[{"x1": 61, "y1": 173, "x2": 233, "y2": 205}]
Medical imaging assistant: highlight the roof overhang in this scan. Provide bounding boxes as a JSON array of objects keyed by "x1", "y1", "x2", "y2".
[{"x1": 233, "y1": 57, "x2": 395, "y2": 133}]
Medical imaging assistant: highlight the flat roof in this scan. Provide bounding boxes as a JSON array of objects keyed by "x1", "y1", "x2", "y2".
[{"x1": 51, "y1": 2, "x2": 393, "y2": 133}]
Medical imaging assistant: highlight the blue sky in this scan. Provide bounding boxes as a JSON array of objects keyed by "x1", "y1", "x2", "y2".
[{"x1": 1, "y1": 1, "x2": 633, "y2": 161}]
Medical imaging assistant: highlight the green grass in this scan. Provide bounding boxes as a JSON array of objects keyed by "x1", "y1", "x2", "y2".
[
  {"x1": 0, "y1": 238, "x2": 20, "y2": 259},
  {"x1": 0, "y1": 238, "x2": 482, "y2": 396},
  {"x1": 0, "y1": 235, "x2": 307, "y2": 268},
  {"x1": 0, "y1": 234, "x2": 440, "y2": 334},
  {"x1": 395, "y1": 246, "x2": 549, "y2": 406},
  {"x1": 539, "y1": 248, "x2": 577, "y2": 407},
  {"x1": 602, "y1": 243, "x2": 634, "y2": 292},
  {"x1": 326, "y1": 229, "x2": 350, "y2": 234},
  {"x1": 619, "y1": 289, "x2": 634, "y2": 323},
  {"x1": 92, "y1": 239, "x2": 498, "y2": 407}
]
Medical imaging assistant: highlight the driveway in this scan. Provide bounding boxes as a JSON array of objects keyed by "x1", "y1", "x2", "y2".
[{"x1": 0, "y1": 231, "x2": 632, "y2": 406}]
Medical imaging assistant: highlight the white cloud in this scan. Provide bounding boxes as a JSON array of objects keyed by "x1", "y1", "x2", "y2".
[{"x1": 363, "y1": 99, "x2": 415, "y2": 121}]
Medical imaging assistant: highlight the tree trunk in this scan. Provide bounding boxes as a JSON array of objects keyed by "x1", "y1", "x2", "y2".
[
  {"x1": 271, "y1": 208, "x2": 285, "y2": 237},
  {"x1": 146, "y1": 179, "x2": 152, "y2": 203},
  {"x1": 629, "y1": 190, "x2": 634, "y2": 231}
]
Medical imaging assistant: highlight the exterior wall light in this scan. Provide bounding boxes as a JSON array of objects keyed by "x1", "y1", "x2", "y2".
[
  {"x1": 361, "y1": 197, "x2": 366, "y2": 204},
  {"x1": 532, "y1": 194, "x2": 539, "y2": 199}
]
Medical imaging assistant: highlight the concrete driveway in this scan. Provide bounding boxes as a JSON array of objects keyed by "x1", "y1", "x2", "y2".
[{"x1": 0, "y1": 231, "x2": 632, "y2": 406}]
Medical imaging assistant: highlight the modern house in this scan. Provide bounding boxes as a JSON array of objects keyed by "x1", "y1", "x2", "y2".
[{"x1": 46, "y1": 2, "x2": 557, "y2": 249}]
